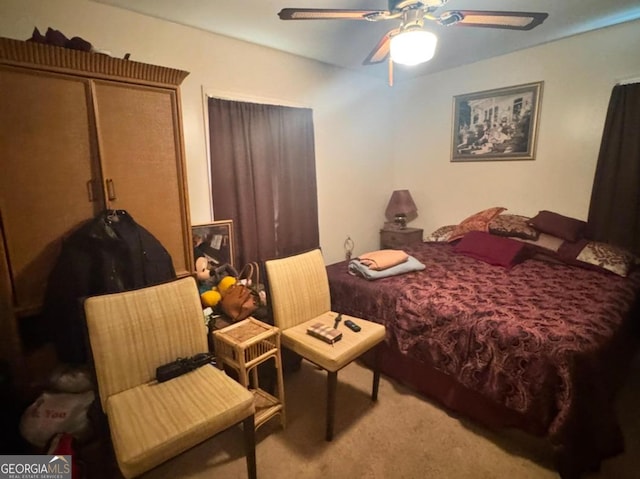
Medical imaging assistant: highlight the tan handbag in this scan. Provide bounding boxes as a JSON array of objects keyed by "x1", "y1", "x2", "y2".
[
  {"x1": 238, "y1": 262, "x2": 259, "y2": 286},
  {"x1": 220, "y1": 283, "x2": 258, "y2": 322},
  {"x1": 238, "y1": 261, "x2": 267, "y2": 306}
]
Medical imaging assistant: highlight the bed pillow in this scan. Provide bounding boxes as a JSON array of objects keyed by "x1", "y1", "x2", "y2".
[
  {"x1": 448, "y1": 206, "x2": 507, "y2": 242},
  {"x1": 559, "y1": 240, "x2": 639, "y2": 277},
  {"x1": 489, "y1": 214, "x2": 540, "y2": 240},
  {"x1": 517, "y1": 232, "x2": 565, "y2": 254},
  {"x1": 453, "y1": 231, "x2": 527, "y2": 269},
  {"x1": 528, "y1": 210, "x2": 587, "y2": 242},
  {"x1": 425, "y1": 225, "x2": 456, "y2": 242}
]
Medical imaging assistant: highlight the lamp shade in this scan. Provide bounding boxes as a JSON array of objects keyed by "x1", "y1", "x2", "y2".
[
  {"x1": 390, "y1": 29, "x2": 437, "y2": 66},
  {"x1": 385, "y1": 190, "x2": 418, "y2": 221}
]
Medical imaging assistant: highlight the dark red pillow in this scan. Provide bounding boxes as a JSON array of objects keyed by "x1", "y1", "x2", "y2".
[
  {"x1": 527, "y1": 210, "x2": 586, "y2": 242},
  {"x1": 454, "y1": 231, "x2": 527, "y2": 269}
]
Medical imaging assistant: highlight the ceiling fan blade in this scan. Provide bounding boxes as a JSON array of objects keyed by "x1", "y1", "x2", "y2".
[
  {"x1": 443, "y1": 10, "x2": 548, "y2": 30},
  {"x1": 363, "y1": 28, "x2": 399, "y2": 65},
  {"x1": 278, "y1": 8, "x2": 389, "y2": 21}
]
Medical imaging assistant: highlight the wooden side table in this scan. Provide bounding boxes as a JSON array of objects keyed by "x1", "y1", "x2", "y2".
[
  {"x1": 380, "y1": 227, "x2": 424, "y2": 249},
  {"x1": 213, "y1": 318, "x2": 286, "y2": 429}
]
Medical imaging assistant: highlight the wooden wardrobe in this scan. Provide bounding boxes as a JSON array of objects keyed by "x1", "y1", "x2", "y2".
[{"x1": 0, "y1": 37, "x2": 194, "y2": 398}]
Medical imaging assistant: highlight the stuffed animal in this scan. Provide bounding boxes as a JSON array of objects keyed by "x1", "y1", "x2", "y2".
[
  {"x1": 194, "y1": 255, "x2": 243, "y2": 309},
  {"x1": 195, "y1": 257, "x2": 214, "y2": 292},
  {"x1": 200, "y1": 289, "x2": 222, "y2": 309},
  {"x1": 195, "y1": 257, "x2": 221, "y2": 308},
  {"x1": 217, "y1": 275, "x2": 237, "y2": 295}
]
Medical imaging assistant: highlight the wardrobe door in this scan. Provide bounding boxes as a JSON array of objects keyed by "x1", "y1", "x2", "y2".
[
  {"x1": 91, "y1": 80, "x2": 192, "y2": 277},
  {"x1": 0, "y1": 67, "x2": 101, "y2": 313}
]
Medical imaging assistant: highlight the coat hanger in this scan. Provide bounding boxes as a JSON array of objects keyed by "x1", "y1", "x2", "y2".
[
  {"x1": 105, "y1": 209, "x2": 127, "y2": 224},
  {"x1": 106, "y1": 209, "x2": 119, "y2": 223}
]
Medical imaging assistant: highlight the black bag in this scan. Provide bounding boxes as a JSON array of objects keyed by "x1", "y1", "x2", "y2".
[{"x1": 156, "y1": 353, "x2": 215, "y2": 383}]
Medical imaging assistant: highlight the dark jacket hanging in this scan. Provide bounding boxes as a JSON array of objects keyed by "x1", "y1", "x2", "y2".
[{"x1": 43, "y1": 210, "x2": 176, "y2": 364}]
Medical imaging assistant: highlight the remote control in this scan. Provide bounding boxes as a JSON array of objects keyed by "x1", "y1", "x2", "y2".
[{"x1": 344, "y1": 319, "x2": 361, "y2": 332}]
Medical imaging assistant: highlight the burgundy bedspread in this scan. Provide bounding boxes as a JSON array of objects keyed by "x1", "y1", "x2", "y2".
[{"x1": 327, "y1": 242, "x2": 640, "y2": 471}]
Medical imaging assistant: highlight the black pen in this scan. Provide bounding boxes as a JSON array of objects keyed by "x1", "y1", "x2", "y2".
[{"x1": 334, "y1": 313, "x2": 342, "y2": 329}]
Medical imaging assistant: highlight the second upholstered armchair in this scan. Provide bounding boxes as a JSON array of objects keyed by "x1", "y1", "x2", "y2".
[{"x1": 266, "y1": 248, "x2": 386, "y2": 441}]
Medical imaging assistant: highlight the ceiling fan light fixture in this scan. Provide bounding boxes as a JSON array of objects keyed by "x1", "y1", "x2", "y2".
[{"x1": 390, "y1": 29, "x2": 437, "y2": 66}]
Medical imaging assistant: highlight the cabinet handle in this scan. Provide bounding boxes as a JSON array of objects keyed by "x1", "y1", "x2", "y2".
[
  {"x1": 86, "y1": 180, "x2": 96, "y2": 202},
  {"x1": 106, "y1": 179, "x2": 117, "y2": 201}
]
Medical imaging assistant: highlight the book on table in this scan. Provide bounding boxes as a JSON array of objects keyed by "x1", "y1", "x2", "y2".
[{"x1": 306, "y1": 322, "x2": 342, "y2": 344}]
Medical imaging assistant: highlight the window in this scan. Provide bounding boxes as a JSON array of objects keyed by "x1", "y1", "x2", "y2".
[{"x1": 207, "y1": 97, "x2": 319, "y2": 266}]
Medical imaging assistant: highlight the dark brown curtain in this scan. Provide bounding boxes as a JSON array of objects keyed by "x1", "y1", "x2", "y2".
[
  {"x1": 208, "y1": 98, "x2": 319, "y2": 266},
  {"x1": 587, "y1": 83, "x2": 640, "y2": 255}
]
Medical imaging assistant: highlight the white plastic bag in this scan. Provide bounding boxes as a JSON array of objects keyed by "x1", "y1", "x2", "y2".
[
  {"x1": 19, "y1": 390, "x2": 95, "y2": 448},
  {"x1": 49, "y1": 365, "x2": 93, "y2": 393}
]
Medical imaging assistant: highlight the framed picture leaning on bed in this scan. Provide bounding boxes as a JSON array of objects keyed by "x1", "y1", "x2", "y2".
[{"x1": 451, "y1": 81, "x2": 543, "y2": 162}]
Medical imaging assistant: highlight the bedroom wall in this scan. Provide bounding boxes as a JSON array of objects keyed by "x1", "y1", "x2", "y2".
[
  {"x1": 0, "y1": 0, "x2": 394, "y2": 264},
  {"x1": 389, "y1": 19, "x2": 640, "y2": 237},
  {"x1": 3, "y1": 1, "x2": 639, "y2": 264}
]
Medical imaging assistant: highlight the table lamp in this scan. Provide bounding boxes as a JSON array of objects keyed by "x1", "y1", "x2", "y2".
[{"x1": 385, "y1": 190, "x2": 417, "y2": 229}]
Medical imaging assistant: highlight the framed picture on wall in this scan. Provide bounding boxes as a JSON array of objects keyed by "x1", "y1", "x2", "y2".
[
  {"x1": 451, "y1": 81, "x2": 543, "y2": 162},
  {"x1": 192, "y1": 220, "x2": 235, "y2": 269}
]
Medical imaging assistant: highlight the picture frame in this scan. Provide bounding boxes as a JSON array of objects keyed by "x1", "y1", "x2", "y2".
[
  {"x1": 451, "y1": 81, "x2": 543, "y2": 162},
  {"x1": 192, "y1": 220, "x2": 235, "y2": 269}
]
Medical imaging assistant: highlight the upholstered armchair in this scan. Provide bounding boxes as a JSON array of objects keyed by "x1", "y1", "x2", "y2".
[
  {"x1": 84, "y1": 276, "x2": 257, "y2": 478},
  {"x1": 266, "y1": 248, "x2": 386, "y2": 441}
]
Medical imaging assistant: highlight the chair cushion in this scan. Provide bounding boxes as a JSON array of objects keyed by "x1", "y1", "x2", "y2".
[
  {"x1": 281, "y1": 312, "x2": 386, "y2": 373},
  {"x1": 106, "y1": 365, "x2": 254, "y2": 478}
]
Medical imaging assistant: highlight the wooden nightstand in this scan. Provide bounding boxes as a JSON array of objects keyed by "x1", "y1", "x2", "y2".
[{"x1": 380, "y1": 227, "x2": 424, "y2": 249}]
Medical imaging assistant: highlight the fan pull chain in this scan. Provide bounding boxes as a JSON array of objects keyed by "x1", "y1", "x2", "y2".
[{"x1": 388, "y1": 57, "x2": 394, "y2": 87}]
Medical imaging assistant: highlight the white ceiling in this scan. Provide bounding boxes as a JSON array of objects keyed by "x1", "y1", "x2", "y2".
[{"x1": 93, "y1": 0, "x2": 640, "y2": 82}]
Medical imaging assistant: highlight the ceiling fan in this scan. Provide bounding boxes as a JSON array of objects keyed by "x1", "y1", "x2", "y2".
[{"x1": 278, "y1": 0, "x2": 548, "y2": 75}]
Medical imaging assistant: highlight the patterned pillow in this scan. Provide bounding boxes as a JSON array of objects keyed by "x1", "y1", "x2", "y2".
[
  {"x1": 489, "y1": 214, "x2": 540, "y2": 240},
  {"x1": 574, "y1": 241, "x2": 639, "y2": 277},
  {"x1": 448, "y1": 206, "x2": 507, "y2": 242},
  {"x1": 425, "y1": 225, "x2": 456, "y2": 242}
]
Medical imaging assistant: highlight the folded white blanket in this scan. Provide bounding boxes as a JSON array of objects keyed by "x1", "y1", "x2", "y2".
[{"x1": 348, "y1": 255, "x2": 425, "y2": 280}]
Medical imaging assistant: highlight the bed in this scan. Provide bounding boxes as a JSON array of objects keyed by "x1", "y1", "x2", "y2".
[{"x1": 326, "y1": 230, "x2": 640, "y2": 478}]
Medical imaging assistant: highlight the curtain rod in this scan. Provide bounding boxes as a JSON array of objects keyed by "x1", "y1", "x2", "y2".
[
  {"x1": 616, "y1": 74, "x2": 640, "y2": 85},
  {"x1": 204, "y1": 89, "x2": 310, "y2": 109}
]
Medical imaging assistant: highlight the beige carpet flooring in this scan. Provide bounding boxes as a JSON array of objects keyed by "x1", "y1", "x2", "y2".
[{"x1": 88, "y1": 356, "x2": 640, "y2": 479}]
